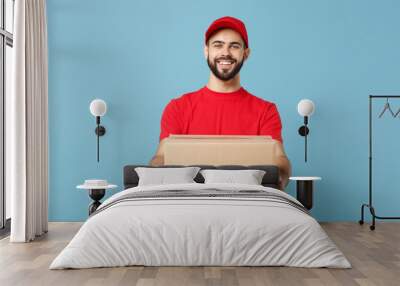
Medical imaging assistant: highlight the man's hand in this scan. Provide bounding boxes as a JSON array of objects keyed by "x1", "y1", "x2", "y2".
[
  {"x1": 274, "y1": 142, "x2": 291, "y2": 191},
  {"x1": 149, "y1": 155, "x2": 164, "y2": 166},
  {"x1": 149, "y1": 138, "x2": 167, "y2": 166},
  {"x1": 277, "y1": 158, "x2": 291, "y2": 190}
]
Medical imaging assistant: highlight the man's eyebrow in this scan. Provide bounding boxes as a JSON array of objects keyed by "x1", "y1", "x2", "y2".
[
  {"x1": 229, "y1": 41, "x2": 243, "y2": 46},
  {"x1": 211, "y1": 40, "x2": 225, "y2": 44},
  {"x1": 211, "y1": 40, "x2": 243, "y2": 46}
]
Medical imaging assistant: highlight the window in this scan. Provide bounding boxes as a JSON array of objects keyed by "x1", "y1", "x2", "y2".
[{"x1": 0, "y1": 0, "x2": 14, "y2": 234}]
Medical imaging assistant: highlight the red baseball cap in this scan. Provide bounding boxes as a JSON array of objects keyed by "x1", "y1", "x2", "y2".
[{"x1": 205, "y1": 16, "x2": 249, "y2": 48}]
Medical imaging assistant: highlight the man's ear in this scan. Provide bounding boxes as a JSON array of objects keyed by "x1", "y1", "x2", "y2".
[
  {"x1": 244, "y1": 48, "x2": 251, "y2": 61},
  {"x1": 204, "y1": 45, "x2": 209, "y2": 60}
]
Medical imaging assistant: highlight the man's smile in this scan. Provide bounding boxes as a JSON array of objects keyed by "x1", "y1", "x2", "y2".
[{"x1": 216, "y1": 59, "x2": 236, "y2": 69}]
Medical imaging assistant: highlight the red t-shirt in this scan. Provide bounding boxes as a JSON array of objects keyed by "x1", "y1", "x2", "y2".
[{"x1": 160, "y1": 86, "x2": 283, "y2": 142}]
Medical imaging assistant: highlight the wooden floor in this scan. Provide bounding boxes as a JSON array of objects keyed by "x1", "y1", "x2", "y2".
[{"x1": 0, "y1": 222, "x2": 399, "y2": 286}]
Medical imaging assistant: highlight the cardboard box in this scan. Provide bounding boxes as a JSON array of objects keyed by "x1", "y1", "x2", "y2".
[{"x1": 163, "y1": 135, "x2": 285, "y2": 166}]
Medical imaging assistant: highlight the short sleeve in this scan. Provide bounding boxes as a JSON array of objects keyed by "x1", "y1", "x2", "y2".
[
  {"x1": 159, "y1": 99, "x2": 184, "y2": 141},
  {"x1": 260, "y1": 103, "x2": 283, "y2": 143}
]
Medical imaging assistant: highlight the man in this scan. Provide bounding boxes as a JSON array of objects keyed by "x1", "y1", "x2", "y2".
[{"x1": 150, "y1": 16, "x2": 291, "y2": 189}]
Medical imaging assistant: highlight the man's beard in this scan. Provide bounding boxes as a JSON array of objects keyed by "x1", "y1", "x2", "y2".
[{"x1": 207, "y1": 55, "x2": 244, "y2": 81}]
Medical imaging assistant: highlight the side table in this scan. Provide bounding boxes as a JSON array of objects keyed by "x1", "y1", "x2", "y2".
[
  {"x1": 77, "y1": 180, "x2": 117, "y2": 215},
  {"x1": 289, "y1": 176, "x2": 321, "y2": 210}
]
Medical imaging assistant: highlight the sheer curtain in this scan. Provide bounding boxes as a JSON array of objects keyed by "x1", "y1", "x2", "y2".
[{"x1": 8, "y1": 0, "x2": 48, "y2": 242}]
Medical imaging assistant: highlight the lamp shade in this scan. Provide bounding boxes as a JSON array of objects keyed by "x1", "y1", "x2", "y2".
[
  {"x1": 297, "y1": 99, "x2": 315, "y2": 117},
  {"x1": 90, "y1": 99, "x2": 107, "y2": 117}
]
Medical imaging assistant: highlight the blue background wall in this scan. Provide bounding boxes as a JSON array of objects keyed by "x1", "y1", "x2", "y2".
[{"x1": 47, "y1": 0, "x2": 400, "y2": 221}]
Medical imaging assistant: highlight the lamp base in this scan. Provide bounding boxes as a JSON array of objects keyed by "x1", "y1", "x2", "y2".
[
  {"x1": 298, "y1": 126, "x2": 309, "y2": 136},
  {"x1": 95, "y1": 126, "x2": 106, "y2": 136}
]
